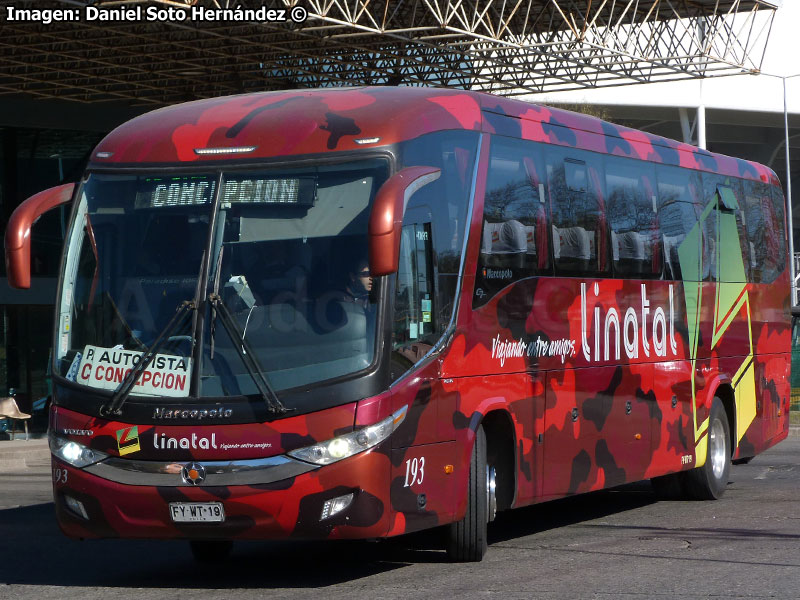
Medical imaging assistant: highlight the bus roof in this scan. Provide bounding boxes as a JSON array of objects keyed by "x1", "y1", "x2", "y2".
[{"x1": 92, "y1": 86, "x2": 778, "y2": 186}]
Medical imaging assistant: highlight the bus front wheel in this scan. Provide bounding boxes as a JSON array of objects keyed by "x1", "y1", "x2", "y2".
[
  {"x1": 684, "y1": 397, "x2": 731, "y2": 500},
  {"x1": 446, "y1": 424, "x2": 489, "y2": 562}
]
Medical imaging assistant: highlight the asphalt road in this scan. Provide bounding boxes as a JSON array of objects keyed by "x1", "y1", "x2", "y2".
[{"x1": 1, "y1": 440, "x2": 799, "y2": 599}]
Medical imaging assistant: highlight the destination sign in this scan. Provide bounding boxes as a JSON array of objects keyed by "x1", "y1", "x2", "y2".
[
  {"x1": 221, "y1": 175, "x2": 315, "y2": 206},
  {"x1": 134, "y1": 175, "x2": 315, "y2": 208},
  {"x1": 76, "y1": 344, "x2": 192, "y2": 398},
  {"x1": 135, "y1": 176, "x2": 216, "y2": 209}
]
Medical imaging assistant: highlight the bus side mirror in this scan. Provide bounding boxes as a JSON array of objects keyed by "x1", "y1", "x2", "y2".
[
  {"x1": 368, "y1": 166, "x2": 440, "y2": 276},
  {"x1": 4, "y1": 183, "x2": 75, "y2": 289}
]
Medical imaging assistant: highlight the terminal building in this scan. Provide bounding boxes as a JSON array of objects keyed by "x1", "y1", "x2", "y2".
[{"x1": 0, "y1": 0, "x2": 786, "y2": 421}]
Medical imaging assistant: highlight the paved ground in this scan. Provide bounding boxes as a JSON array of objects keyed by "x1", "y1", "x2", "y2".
[
  {"x1": 0, "y1": 438, "x2": 49, "y2": 472},
  {"x1": 1, "y1": 437, "x2": 799, "y2": 599}
]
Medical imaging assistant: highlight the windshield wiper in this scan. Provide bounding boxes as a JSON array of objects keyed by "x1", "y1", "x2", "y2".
[
  {"x1": 100, "y1": 300, "x2": 196, "y2": 417},
  {"x1": 207, "y1": 293, "x2": 291, "y2": 418}
]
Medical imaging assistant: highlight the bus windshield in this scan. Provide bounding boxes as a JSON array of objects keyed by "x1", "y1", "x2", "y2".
[
  {"x1": 201, "y1": 159, "x2": 387, "y2": 396},
  {"x1": 55, "y1": 157, "x2": 389, "y2": 401}
]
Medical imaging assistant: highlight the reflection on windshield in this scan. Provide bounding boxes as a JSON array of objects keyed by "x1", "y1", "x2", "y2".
[
  {"x1": 56, "y1": 174, "x2": 212, "y2": 397},
  {"x1": 202, "y1": 159, "x2": 387, "y2": 396},
  {"x1": 55, "y1": 159, "x2": 388, "y2": 401}
]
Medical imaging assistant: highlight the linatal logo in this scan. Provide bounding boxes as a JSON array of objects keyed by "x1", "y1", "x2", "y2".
[
  {"x1": 580, "y1": 282, "x2": 677, "y2": 362},
  {"x1": 116, "y1": 426, "x2": 141, "y2": 456}
]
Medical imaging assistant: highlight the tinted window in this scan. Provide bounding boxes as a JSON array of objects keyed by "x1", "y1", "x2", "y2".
[
  {"x1": 547, "y1": 148, "x2": 608, "y2": 277},
  {"x1": 742, "y1": 179, "x2": 786, "y2": 284},
  {"x1": 399, "y1": 130, "x2": 479, "y2": 323},
  {"x1": 701, "y1": 174, "x2": 750, "y2": 283},
  {"x1": 605, "y1": 156, "x2": 660, "y2": 279},
  {"x1": 391, "y1": 220, "x2": 438, "y2": 379},
  {"x1": 770, "y1": 185, "x2": 788, "y2": 278},
  {"x1": 474, "y1": 137, "x2": 549, "y2": 307},
  {"x1": 656, "y1": 165, "x2": 706, "y2": 281}
]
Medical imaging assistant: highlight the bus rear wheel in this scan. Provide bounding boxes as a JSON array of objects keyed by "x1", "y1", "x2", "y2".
[
  {"x1": 446, "y1": 424, "x2": 490, "y2": 562},
  {"x1": 190, "y1": 540, "x2": 233, "y2": 563},
  {"x1": 684, "y1": 397, "x2": 731, "y2": 500}
]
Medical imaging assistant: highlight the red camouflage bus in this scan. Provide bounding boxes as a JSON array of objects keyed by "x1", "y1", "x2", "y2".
[{"x1": 5, "y1": 87, "x2": 791, "y2": 562}]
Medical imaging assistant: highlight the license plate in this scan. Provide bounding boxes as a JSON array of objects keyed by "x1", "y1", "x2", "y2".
[{"x1": 169, "y1": 502, "x2": 225, "y2": 523}]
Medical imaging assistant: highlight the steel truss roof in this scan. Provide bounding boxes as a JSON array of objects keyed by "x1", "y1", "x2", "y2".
[{"x1": 0, "y1": 0, "x2": 779, "y2": 104}]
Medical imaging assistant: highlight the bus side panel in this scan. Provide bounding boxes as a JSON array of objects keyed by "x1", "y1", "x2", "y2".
[
  {"x1": 749, "y1": 283, "x2": 791, "y2": 356},
  {"x1": 390, "y1": 372, "x2": 441, "y2": 449},
  {"x1": 542, "y1": 364, "x2": 653, "y2": 500},
  {"x1": 517, "y1": 372, "x2": 546, "y2": 507},
  {"x1": 387, "y1": 359, "x2": 460, "y2": 535},
  {"x1": 600, "y1": 363, "x2": 655, "y2": 485},
  {"x1": 746, "y1": 279, "x2": 792, "y2": 454},
  {"x1": 704, "y1": 276, "x2": 791, "y2": 459},
  {"x1": 758, "y1": 352, "x2": 791, "y2": 445},
  {"x1": 487, "y1": 372, "x2": 542, "y2": 508},
  {"x1": 738, "y1": 351, "x2": 791, "y2": 458},
  {"x1": 388, "y1": 442, "x2": 458, "y2": 536},
  {"x1": 442, "y1": 373, "x2": 541, "y2": 517},
  {"x1": 648, "y1": 360, "x2": 695, "y2": 477}
]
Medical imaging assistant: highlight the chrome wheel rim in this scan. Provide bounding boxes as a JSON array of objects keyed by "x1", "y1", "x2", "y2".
[
  {"x1": 709, "y1": 418, "x2": 727, "y2": 480},
  {"x1": 486, "y1": 465, "x2": 497, "y2": 522}
]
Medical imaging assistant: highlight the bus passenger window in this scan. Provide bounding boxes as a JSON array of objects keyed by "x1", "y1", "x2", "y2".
[
  {"x1": 392, "y1": 222, "x2": 437, "y2": 377},
  {"x1": 770, "y1": 185, "x2": 788, "y2": 278},
  {"x1": 474, "y1": 137, "x2": 549, "y2": 308},
  {"x1": 656, "y1": 166, "x2": 706, "y2": 281},
  {"x1": 701, "y1": 175, "x2": 749, "y2": 283},
  {"x1": 605, "y1": 157, "x2": 660, "y2": 279},
  {"x1": 547, "y1": 150, "x2": 607, "y2": 277},
  {"x1": 742, "y1": 180, "x2": 786, "y2": 284}
]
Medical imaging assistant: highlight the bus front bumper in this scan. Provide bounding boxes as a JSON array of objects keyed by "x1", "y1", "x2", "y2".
[{"x1": 52, "y1": 448, "x2": 392, "y2": 541}]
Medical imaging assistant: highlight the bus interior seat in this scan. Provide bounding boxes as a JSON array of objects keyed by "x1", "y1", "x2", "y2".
[
  {"x1": 553, "y1": 224, "x2": 592, "y2": 272},
  {"x1": 482, "y1": 219, "x2": 528, "y2": 269},
  {"x1": 612, "y1": 230, "x2": 648, "y2": 276},
  {"x1": 662, "y1": 234, "x2": 684, "y2": 280}
]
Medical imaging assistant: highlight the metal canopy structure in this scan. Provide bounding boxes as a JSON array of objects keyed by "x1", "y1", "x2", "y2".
[{"x1": 0, "y1": 0, "x2": 780, "y2": 105}]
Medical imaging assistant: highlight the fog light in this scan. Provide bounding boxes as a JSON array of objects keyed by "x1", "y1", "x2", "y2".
[
  {"x1": 320, "y1": 492, "x2": 354, "y2": 520},
  {"x1": 64, "y1": 495, "x2": 89, "y2": 520}
]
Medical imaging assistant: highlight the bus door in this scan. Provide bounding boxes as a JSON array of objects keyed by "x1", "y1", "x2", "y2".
[
  {"x1": 389, "y1": 204, "x2": 458, "y2": 532},
  {"x1": 391, "y1": 205, "x2": 438, "y2": 402}
]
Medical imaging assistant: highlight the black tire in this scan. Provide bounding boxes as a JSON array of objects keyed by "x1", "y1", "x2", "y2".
[
  {"x1": 190, "y1": 540, "x2": 233, "y2": 563},
  {"x1": 446, "y1": 424, "x2": 489, "y2": 562},
  {"x1": 684, "y1": 397, "x2": 731, "y2": 500}
]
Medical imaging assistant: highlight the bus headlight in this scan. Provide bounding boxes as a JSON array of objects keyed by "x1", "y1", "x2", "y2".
[
  {"x1": 288, "y1": 405, "x2": 408, "y2": 466},
  {"x1": 49, "y1": 433, "x2": 108, "y2": 468}
]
